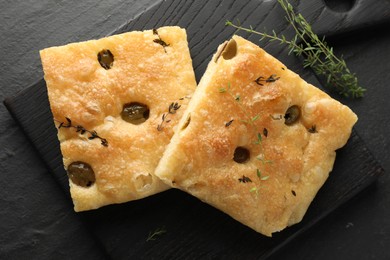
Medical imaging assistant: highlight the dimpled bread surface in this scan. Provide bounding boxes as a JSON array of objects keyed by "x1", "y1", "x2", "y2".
[
  {"x1": 155, "y1": 35, "x2": 358, "y2": 236},
  {"x1": 40, "y1": 26, "x2": 196, "y2": 211}
]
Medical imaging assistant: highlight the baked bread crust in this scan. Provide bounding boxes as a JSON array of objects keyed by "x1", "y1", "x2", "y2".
[
  {"x1": 40, "y1": 26, "x2": 196, "y2": 211},
  {"x1": 155, "y1": 35, "x2": 358, "y2": 236}
]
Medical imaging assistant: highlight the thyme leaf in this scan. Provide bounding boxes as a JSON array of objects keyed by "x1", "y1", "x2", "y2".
[
  {"x1": 55, "y1": 118, "x2": 108, "y2": 147},
  {"x1": 250, "y1": 187, "x2": 259, "y2": 198},
  {"x1": 226, "y1": 0, "x2": 365, "y2": 98},
  {"x1": 251, "y1": 114, "x2": 260, "y2": 122},
  {"x1": 308, "y1": 125, "x2": 318, "y2": 133},
  {"x1": 255, "y1": 133, "x2": 262, "y2": 145},
  {"x1": 225, "y1": 119, "x2": 234, "y2": 127},
  {"x1": 257, "y1": 169, "x2": 269, "y2": 181},
  {"x1": 263, "y1": 128, "x2": 268, "y2": 137}
]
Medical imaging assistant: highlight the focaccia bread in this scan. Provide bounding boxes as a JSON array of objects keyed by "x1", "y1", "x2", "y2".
[
  {"x1": 40, "y1": 26, "x2": 196, "y2": 211},
  {"x1": 155, "y1": 35, "x2": 358, "y2": 236}
]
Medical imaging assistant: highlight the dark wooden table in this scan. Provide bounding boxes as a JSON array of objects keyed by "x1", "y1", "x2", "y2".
[{"x1": 1, "y1": 1, "x2": 389, "y2": 259}]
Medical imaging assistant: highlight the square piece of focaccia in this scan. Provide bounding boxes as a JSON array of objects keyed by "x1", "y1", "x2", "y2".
[
  {"x1": 155, "y1": 35, "x2": 358, "y2": 236},
  {"x1": 40, "y1": 26, "x2": 196, "y2": 211}
]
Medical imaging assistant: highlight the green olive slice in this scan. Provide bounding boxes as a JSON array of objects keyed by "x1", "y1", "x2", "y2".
[
  {"x1": 67, "y1": 161, "x2": 95, "y2": 187},
  {"x1": 121, "y1": 102, "x2": 150, "y2": 125},
  {"x1": 181, "y1": 113, "x2": 191, "y2": 130},
  {"x1": 97, "y1": 49, "x2": 114, "y2": 69},
  {"x1": 284, "y1": 105, "x2": 300, "y2": 125},
  {"x1": 222, "y1": 38, "x2": 237, "y2": 60},
  {"x1": 233, "y1": 147, "x2": 250, "y2": 163}
]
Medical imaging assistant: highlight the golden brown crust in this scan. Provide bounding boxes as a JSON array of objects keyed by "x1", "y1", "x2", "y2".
[
  {"x1": 155, "y1": 35, "x2": 357, "y2": 236},
  {"x1": 40, "y1": 26, "x2": 197, "y2": 211}
]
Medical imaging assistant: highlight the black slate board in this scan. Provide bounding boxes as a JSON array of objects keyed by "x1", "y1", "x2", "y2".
[{"x1": 4, "y1": 0, "x2": 386, "y2": 259}]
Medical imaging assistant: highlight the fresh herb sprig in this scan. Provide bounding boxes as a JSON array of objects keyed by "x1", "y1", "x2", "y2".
[
  {"x1": 55, "y1": 117, "x2": 108, "y2": 147},
  {"x1": 157, "y1": 102, "x2": 182, "y2": 131},
  {"x1": 146, "y1": 226, "x2": 167, "y2": 242},
  {"x1": 157, "y1": 96, "x2": 192, "y2": 131},
  {"x1": 226, "y1": 0, "x2": 365, "y2": 98},
  {"x1": 255, "y1": 74, "x2": 280, "y2": 86}
]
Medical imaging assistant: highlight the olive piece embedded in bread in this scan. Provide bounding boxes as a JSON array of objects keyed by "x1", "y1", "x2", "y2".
[
  {"x1": 222, "y1": 38, "x2": 237, "y2": 60},
  {"x1": 284, "y1": 105, "x2": 300, "y2": 125},
  {"x1": 67, "y1": 161, "x2": 96, "y2": 187},
  {"x1": 233, "y1": 146, "x2": 250, "y2": 163},
  {"x1": 121, "y1": 102, "x2": 150, "y2": 125},
  {"x1": 180, "y1": 113, "x2": 191, "y2": 130},
  {"x1": 97, "y1": 49, "x2": 114, "y2": 69}
]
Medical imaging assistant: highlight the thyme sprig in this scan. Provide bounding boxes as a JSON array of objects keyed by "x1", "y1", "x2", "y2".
[
  {"x1": 250, "y1": 168, "x2": 271, "y2": 197},
  {"x1": 157, "y1": 102, "x2": 181, "y2": 131},
  {"x1": 146, "y1": 226, "x2": 167, "y2": 242},
  {"x1": 55, "y1": 117, "x2": 108, "y2": 146},
  {"x1": 226, "y1": 0, "x2": 365, "y2": 98},
  {"x1": 157, "y1": 97, "x2": 190, "y2": 131},
  {"x1": 255, "y1": 74, "x2": 280, "y2": 86}
]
